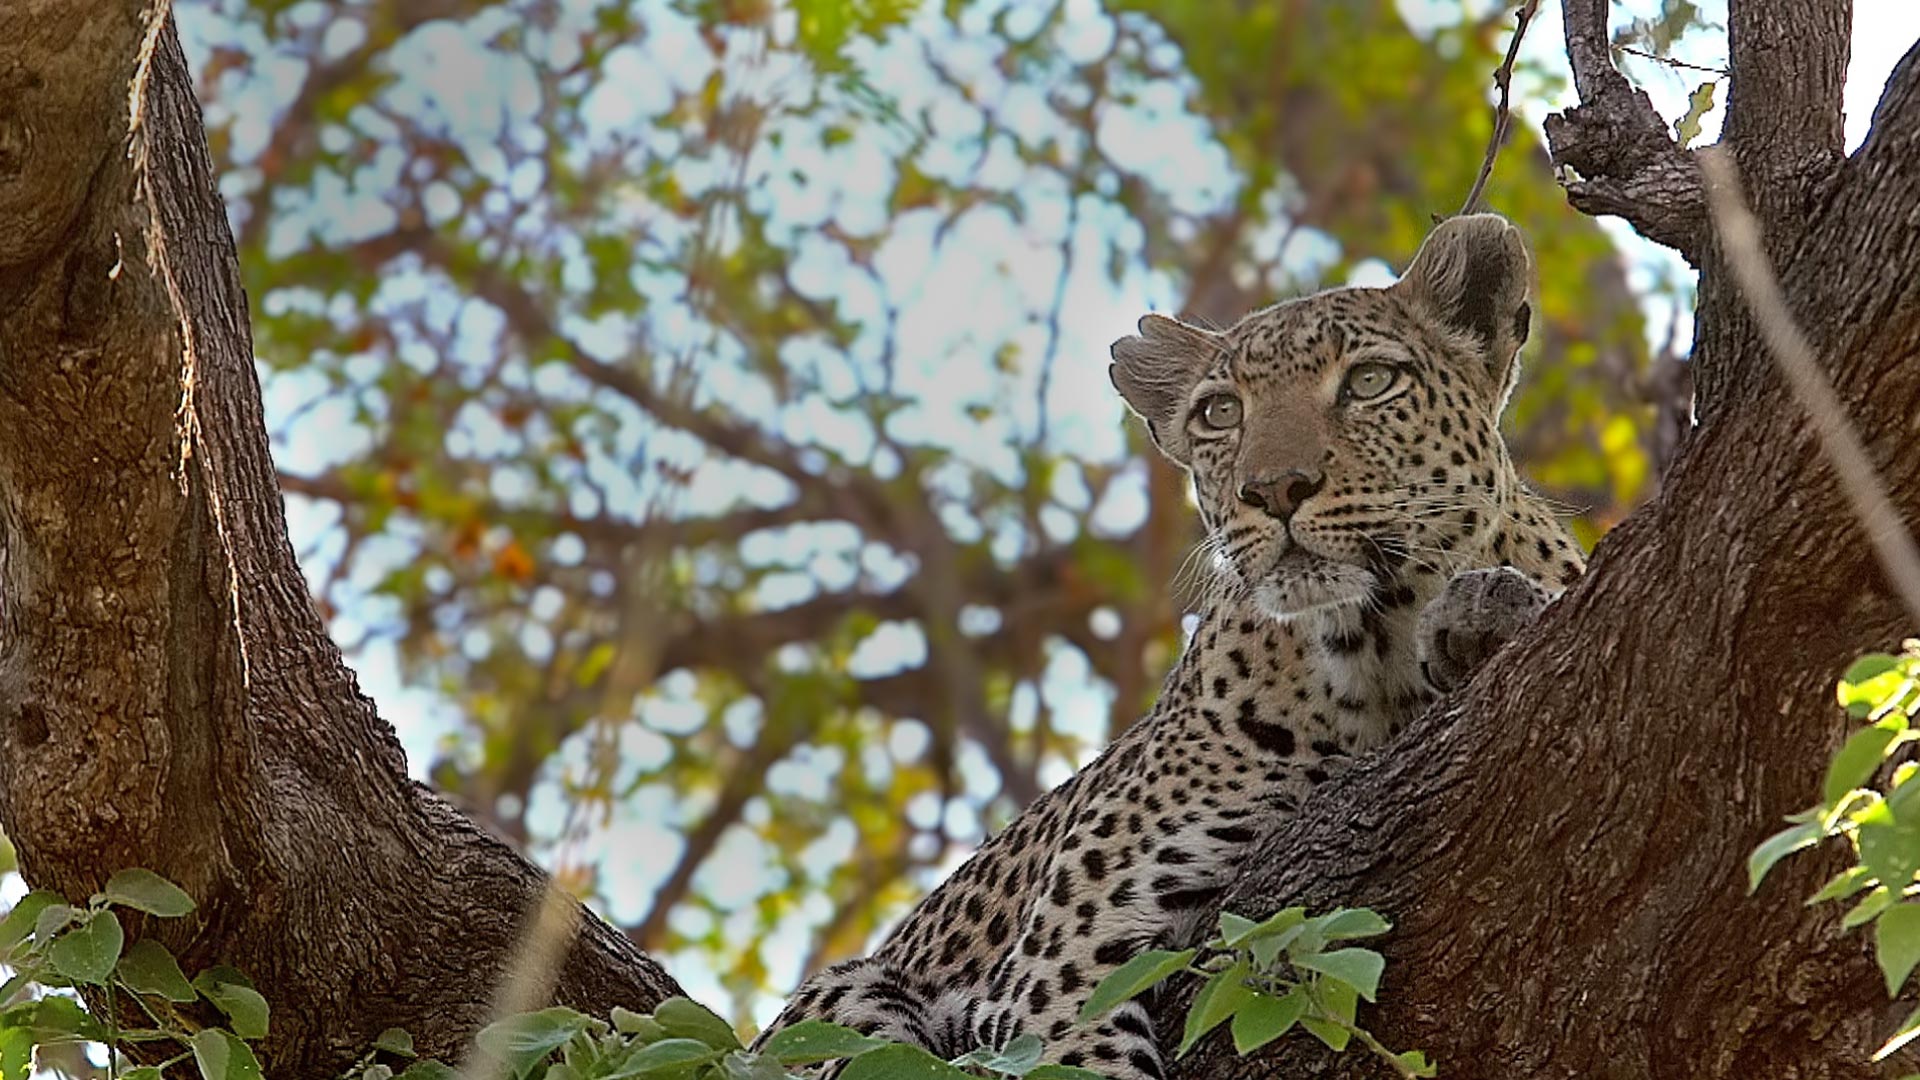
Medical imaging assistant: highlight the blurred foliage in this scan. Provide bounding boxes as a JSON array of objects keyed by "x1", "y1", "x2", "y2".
[{"x1": 178, "y1": 0, "x2": 1701, "y2": 1026}]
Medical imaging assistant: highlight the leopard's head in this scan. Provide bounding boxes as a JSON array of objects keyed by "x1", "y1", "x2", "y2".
[{"x1": 1110, "y1": 214, "x2": 1534, "y2": 619}]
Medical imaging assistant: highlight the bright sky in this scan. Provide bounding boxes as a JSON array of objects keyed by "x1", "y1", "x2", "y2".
[{"x1": 154, "y1": 0, "x2": 1920, "y2": 1032}]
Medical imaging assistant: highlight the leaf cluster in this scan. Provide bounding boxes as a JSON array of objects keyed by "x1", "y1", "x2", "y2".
[
  {"x1": 1750, "y1": 643, "x2": 1920, "y2": 1064},
  {"x1": 455, "y1": 999, "x2": 1107, "y2": 1080},
  {"x1": 0, "y1": 869, "x2": 270, "y2": 1080},
  {"x1": 1078, "y1": 905, "x2": 1434, "y2": 1078},
  {"x1": 0, "y1": 871, "x2": 1440, "y2": 1080}
]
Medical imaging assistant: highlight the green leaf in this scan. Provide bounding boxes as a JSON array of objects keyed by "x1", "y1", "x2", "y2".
[
  {"x1": 1748, "y1": 822, "x2": 1821, "y2": 893},
  {"x1": 102, "y1": 869, "x2": 197, "y2": 918},
  {"x1": 610, "y1": 1007, "x2": 664, "y2": 1038},
  {"x1": 1808, "y1": 865, "x2": 1873, "y2": 906},
  {"x1": 1843, "y1": 667, "x2": 1912, "y2": 716},
  {"x1": 1845, "y1": 887, "x2": 1897, "y2": 930},
  {"x1": 1077, "y1": 948, "x2": 1194, "y2": 1023},
  {"x1": 477, "y1": 1007, "x2": 593, "y2": 1074},
  {"x1": 1889, "y1": 766, "x2": 1920, "y2": 822},
  {"x1": 1860, "y1": 812, "x2": 1920, "y2": 893},
  {"x1": 1312, "y1": 908, "x2": 1391, "y2": 942},
  {"x1": 194, "y1": 968, "x2": 271, "y2": 1040},
  {"x1": 1217, "y1": 911, "x2": 1259, "y2": 947},
  {"x1": 1394, "y1": 1050, "x2": 1439, "y2": 1077},
  {"x1": 121, "y1": 1069, "x2": 165, "y2": 1080},
  {"x1": 1877, "y1": 1000, "x2": 1920, "y2": 1061},
  {"x1": 654, "y1": 996, "x2": 741, "y2": 1050},
  {"x1": 1673, "y1": 80, "x2": 1717, "y2": 147},
  {"x1": 1318, "y1": 976, "x2": 1359, "y2": 1026},
  {"x1": 33, "y1": 904, "x2": 76, "y2": 946},
  {"x1": 118, "y1": 939, "x2": 197, "y2": 1002},
  {"x1": 1299, "y1": 1016, "x2": 1351, "y2": 1052},
  {"x1": 375, "y1": 1027, "x2": 418, "y2": 1056},
  {"x1": 49, "y1": 910, "x2": 122, "y2": 985},
  {"x1": 1878, "y1": 905, "x2": 1920, "y2": 997},
  {"x1": 20, "y1": 995, "x2": 102, "y2": 1039},
  {"x1": 1249, "y1": 934, "x2": 1287, "y2": 972},
  {"x1": 761, "y1": 1019, "x2": 887, "y2": 1065},
  {"x1": 396, "y1": 1062, "x2": 460, "y2": 1080},
  {"x1": 950, "y1": 1032, "x2": 1043, "y2": 1074},
  {"x1": 838, "y1": 1044, "x2": 975, "y2": 1080},
  {"x1": 1294, "y1": 948, "x2": 1386, "y2": 1002},
  {"x1": 191, "y1": 1029, "x2": 264, "y2": 1080},
  {"x1": 1827, "y1": 724, "x2": 1903, "y2": 804},
  {"x1": 606, "y1": 1037, "x2": 720, "y2": 1076},
  {"x1": 1844, "y1": 654, "x2": 1903, "y2": 690},
  {"x1": 0, "y1": 1028, "x2": 33, "y2": 1080},
  {"x1": 1232, "y1": 907, "x2": 1306, "y2": 948},
  {"x1": 1229, "y1": 988, "x2": 1306, "y2": 1054},
  {"x1": 0, "y1": 893, "x2": 63, "y2": 956},
  {"x1": 717, "y1": 1050, "x2": 790, "y2": 1080},
  {"x1": 1178, "y1": 959, "x2": 1253, "y2": 1056}
]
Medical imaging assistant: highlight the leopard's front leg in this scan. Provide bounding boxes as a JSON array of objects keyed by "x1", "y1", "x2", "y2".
[{"x1": 1416, "y1": 565, "x2": 1553, "y2": 692}]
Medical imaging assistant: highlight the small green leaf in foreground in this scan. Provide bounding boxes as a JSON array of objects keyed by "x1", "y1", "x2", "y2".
[
  {"x1": 118, "y1": 938, "x2": 197, "y2": 1002},
  {"x1": 194, "y1": 968, "x2": 270, "y2": 1040},
  {"x1": 1748, "y1": 822, "x2": 1820, "y2": 893},
  {"x1": 761, "y1": 1019, "x2": 888, "y2": 1065},
  {"x1": 48, "y1": 911, "x2": 123, "y2": 985},
  {"x1": 1077, "y1": 948, "x2": 1194, "y2": 1023},
  {"x1": 102, "y1": 868, "x2": 197, "y2": 918}
]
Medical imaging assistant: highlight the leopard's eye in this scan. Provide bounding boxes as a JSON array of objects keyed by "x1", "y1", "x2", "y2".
[
  {"x1": 1194, "y1": 394, "x2": 1243, "y2": 431},
  {"x1": 1342, "y1": 362, "x2": 1400, "y2": 402}
]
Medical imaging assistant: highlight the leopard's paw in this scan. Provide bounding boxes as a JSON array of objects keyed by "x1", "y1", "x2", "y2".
[{"x1": 1416, "y1": 566, "x2": 1550, "y2": 693}]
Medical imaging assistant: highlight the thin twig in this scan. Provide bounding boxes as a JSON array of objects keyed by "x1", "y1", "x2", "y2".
[
  {"x1": 1612, "y1": 44, "x2": 1728, "y2": 77},
  {"x1": 1460, "y1": 0, "x2": 1541, "y2": 216},
  {"x1": 1698, "y1": 148, "x2": 1920, "y2": 625}
]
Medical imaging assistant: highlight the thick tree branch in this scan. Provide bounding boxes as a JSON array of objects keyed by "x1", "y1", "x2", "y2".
[
  {"x1": 1721, "y1": 0, "x2": 1852, "y2": 225},
  {"x1": 1688, "y1": 0, "x2": 1856, "y2": 423},
  {"x1": 1542, "y1": 0, "x2": 1706, "y2": 260}
]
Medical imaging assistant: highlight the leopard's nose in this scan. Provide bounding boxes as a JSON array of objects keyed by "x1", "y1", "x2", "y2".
[{"x1": 1238, "y1": 469, "x2": 1325, "y2": 521}]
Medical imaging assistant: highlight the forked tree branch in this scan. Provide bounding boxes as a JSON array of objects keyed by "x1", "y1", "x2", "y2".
[{"x1": 1542, "y1": 0, "x2": 1706, "y2": 260}]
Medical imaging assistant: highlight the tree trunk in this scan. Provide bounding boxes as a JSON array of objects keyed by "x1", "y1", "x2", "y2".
[
  {"x1": 0, "y1": 1, "x2": 1914, "y2": 1078},
  {"x1": 0, "y1": 6, "x2": 679, "y2": 1074}
]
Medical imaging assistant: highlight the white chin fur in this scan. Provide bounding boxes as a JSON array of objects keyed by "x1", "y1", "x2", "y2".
[{"x1": 1251, "y1": 562, "x2": 1377, "y2": 620}]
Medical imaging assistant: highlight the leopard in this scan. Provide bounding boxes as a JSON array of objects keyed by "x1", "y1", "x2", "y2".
[{"x1": 749, "y1": 213, "x2": 1587, "y2": 1078}]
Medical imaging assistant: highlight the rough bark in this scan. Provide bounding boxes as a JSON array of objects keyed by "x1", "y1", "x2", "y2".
[
  {"x1": 1177, "y1": 12, "x2": 1919, "y2": 1080},
  {"x1": 0, "y1": 5, "x2": 679, "y2": 1075},
  {"x1": 1542, "y1": 0, "x2": 1709, "y2": 261}
]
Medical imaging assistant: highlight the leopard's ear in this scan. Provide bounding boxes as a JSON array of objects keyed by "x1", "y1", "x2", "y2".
[
  {"x1": 1392, "y1": 213, "x2": 1533, "y2": 399},
  {"x1": 1109, "y1": 313, "x2": 1222, "y2": 466}
]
